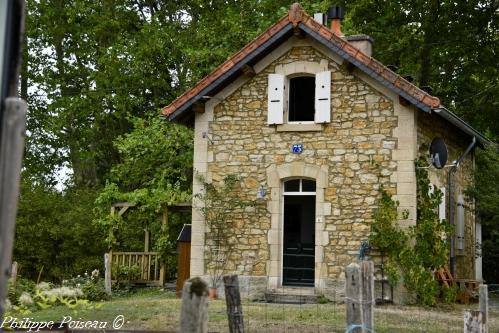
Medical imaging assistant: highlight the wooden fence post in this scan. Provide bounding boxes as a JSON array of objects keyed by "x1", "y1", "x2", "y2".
[
  {"x1": 223, "y1": 274, "x2": 244, "y2": 333},
  {"x1": 360, "y1": 261, "x2": 374, "y2": 332},
  {"x1": 104, "y1": 253, "x2": 112, "y2": 295},
  {"x1": 479, "y1": 285, "x2": 488, "y2": 333},
  {"x1": 346, "y1": 263, "x2": 361, "y2": 333},
  {"x1": 180, "y1": 277, "x2": 209, "y2": 333},
  {"x1": 464, "y1": 285, "x2": 487, "y2": 333},
  {"x1": 345, "y1": 262, "x2": 374, "y2": 333},
  {"x1": 10, "y1": 261, "x2": 18, "y2": 285}
]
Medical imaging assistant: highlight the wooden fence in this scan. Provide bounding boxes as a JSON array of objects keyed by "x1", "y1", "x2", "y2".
[
  {"x1": 104, "y1": 251, "x2": 164, "y2": 292},
  {"x1": 177, "y1": 262, "x2": 490, "y2": 333}
]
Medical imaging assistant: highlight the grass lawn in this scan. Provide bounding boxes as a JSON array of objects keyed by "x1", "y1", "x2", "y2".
[{"x1": 11, "y1": 288, "x2": 498, "y2": 333}]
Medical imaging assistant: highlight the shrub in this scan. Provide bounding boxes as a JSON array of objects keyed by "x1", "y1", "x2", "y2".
[
  {"x1": 8, "y1": 278, "x2": 36, "y2": 305},
  {"x1": 112, "y1": 264, "x2": 141, "y2": 281},
  {"x1": 81, "y1": 279, "x2": 109, "y2": 301},
  {"x1": 112, "y1": 264, "x2": 141, "y2": 292},
  {"x1": 62, "y1": 270, "x2": 109, "y2": 301}
]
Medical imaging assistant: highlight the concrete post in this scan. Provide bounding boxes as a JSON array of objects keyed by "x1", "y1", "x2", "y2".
[{"x1": 179, "y1": 277, "x2": 209, "y2": 333}]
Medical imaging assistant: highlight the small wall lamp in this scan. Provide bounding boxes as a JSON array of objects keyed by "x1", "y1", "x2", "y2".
[{"x1": 256, "y1": 185, "x2": 266, "y2": 200}]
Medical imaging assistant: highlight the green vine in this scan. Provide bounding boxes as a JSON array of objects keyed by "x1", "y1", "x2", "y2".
[
  {"x1": 368, "y1": 157, "x2": 454, "y2": 306},
  {"x1": 195, "y1": 174, "x2": 256, "y2": 288},
  {"x1": 93, "y1": 181, "x2": 191, "y2": 249}
]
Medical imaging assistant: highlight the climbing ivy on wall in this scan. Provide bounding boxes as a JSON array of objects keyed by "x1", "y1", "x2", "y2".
[{"x1": 369, "y1": 157, "x2": 454, "y2": 306}]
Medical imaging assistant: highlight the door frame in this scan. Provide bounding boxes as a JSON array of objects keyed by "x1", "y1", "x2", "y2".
[
  {"x1": 266, "y1": 162, "x2": 329, "y2": 291},
  {"x1": 281, "y1": 179, "x2": 316, "y2": 286},
  {"x1": 279, "y1": 177, "x2": 317, "y2": 288}
]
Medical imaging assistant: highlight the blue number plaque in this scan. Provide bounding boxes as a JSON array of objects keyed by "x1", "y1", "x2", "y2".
[{"x1": 292, "y1": 144, "x2": 303, "y2": 154}]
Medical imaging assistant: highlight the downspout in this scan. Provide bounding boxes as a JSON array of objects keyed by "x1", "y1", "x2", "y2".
[{"x1": 448, "y1": 136, "x2": 476, "y2": 277}]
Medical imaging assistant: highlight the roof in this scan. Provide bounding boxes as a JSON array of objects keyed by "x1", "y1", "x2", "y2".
[{"x1": 161, "y1": 3, "x2": 489, "y2": 146}]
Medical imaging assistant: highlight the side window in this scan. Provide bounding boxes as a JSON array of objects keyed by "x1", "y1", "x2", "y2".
[{"x1": 267, "y1": 71, "x2": 331, "y2": 125}]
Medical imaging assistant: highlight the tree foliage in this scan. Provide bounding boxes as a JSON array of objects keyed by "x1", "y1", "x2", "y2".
[
  {"x1": 467, "y1": 145, "x2": 499, "y2": 282},
  {"x1": 344, "y1": 0, "x2": 499, "y2": 136},
  {"x1": 93, "y1": 117, "x2": 192, "y2": 252},
  {"x1": 14, "y1": 180, "x2": 105, "y2": 281}
]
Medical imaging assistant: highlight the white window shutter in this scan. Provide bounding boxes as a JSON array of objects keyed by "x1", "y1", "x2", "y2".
[
  {"x1": 456, "y1": 194, "x2": 465, "y2": 251},
  {"x1": 439, "y1": 187, "x2": 446, "y2": 222},
  {"x1": 315, "y1": 71, "x2": 331, "y2": 123},
  {"x1": 267, "y1": 74, "x2": 285, "y2": 125}
]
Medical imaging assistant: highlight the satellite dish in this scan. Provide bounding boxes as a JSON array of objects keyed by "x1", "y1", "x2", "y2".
[{"x1": 430, "y1": 137, "x2": 448, "y2": 169}]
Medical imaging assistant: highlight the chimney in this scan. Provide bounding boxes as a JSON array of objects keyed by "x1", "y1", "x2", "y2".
[
  {"x1": 313, "y1": 13, "x2": 326, "y2": 25},
  {"x1": 345, "y1": 35, "x2": 374, "y2": 57},
  {"x1": 325, "y1": 5, "x2": 373, "y2": 57},
  {"x1": 327, "y1": 5, "x2": 344, "y2": 37}
]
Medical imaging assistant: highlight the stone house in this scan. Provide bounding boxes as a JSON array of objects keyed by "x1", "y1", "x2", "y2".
[{"x1": 162, "y1": 4, "x2": 489, "y2": 299}]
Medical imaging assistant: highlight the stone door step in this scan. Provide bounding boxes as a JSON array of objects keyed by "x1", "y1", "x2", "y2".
[{"x1": 265, "y1": 289, "x2": 319, "y2": 304}]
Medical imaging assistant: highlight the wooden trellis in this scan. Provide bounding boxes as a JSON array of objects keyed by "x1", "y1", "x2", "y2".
[{"x1": 104, "y1": 202, "x2": 191, "y2": 293}]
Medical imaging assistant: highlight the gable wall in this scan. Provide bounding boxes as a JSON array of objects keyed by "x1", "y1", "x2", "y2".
[{"x1": 191, "y1": 37, "x2": 419, "y2": 296}]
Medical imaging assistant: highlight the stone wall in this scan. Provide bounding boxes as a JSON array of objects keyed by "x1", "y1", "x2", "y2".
[
  {"x1": 417, "y1": 111, "x2": 476, "y2": 279},
  {"x1": 201, "y1": 43, "x2": 398, "y2": 290}
]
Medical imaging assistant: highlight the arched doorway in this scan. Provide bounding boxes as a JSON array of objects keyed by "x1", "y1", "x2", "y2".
[{"x1": 282, "y1": 178, "x2": 316, "y2": 286}]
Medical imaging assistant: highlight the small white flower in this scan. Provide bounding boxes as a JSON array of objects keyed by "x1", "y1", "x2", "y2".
[
  {"x1": 42, "y1": 286, "x2": 83, "y2": 299},
  {"x1": 19, "y1": 292, "x2": 34, "y2": 306},
  {"x1": 91, "y1": 269, "x2": 100, "y2": 278},
  {"x1": 77, "y1": 275, "x2": 81, "y2": 278},
  {"x1": 36, "y1": 282, "x2": 51, "y2": 291}
]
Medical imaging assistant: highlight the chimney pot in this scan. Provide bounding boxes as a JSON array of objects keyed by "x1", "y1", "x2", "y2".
[
  {"x1": 327, "y1": 5, "x2": 344, "y2": 37},
  {"x1": 327, "y1": 5, "x2": 344, "y2": 20}
]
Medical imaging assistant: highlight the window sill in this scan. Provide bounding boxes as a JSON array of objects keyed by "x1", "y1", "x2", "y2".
[{"x1": 276, "y1": 123, "x2": 323, "y2": 132}]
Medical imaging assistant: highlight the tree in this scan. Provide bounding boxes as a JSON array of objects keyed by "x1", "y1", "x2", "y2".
[
  {"x1": 345, "y1": 0, "x2": 499, "y2": 284},
  {"x1": 14, "y1": 179, "x2": 106, "y2": 281},
  {"x1": 467, "y1": 145, "x2": 499, "y2": 282},
  {"x1": 344, "y1": 0, "x2": 499, "y2": 133},
  {"x1": 93, "y1": 116, "x2": 192, "y2": 274}
]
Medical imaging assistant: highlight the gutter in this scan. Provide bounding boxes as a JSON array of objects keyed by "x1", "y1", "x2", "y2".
[
  {"x1": 448, "y1": 136, "x2": 476, "y2": 277},
  {"x1": 432, "y1": 108, "x2": 490, "y2": 146}
]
